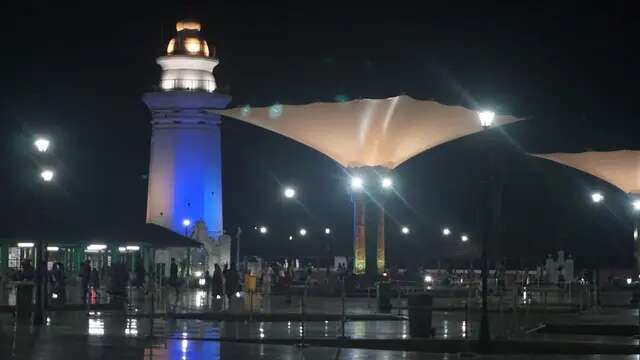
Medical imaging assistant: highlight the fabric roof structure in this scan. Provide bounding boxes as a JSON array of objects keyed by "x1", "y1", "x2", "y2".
[
  {"x1": 88, "y1": 223, "x2": 203, "y2": 249},
  {"x1": 219, "y1": 95, "x2": 521, "y2": 169},
  {"x1": 531, "y1": 150, "x2": 640, "y2": 194},
  {"x1": 1, "y1": 223, "x2": 202, "y2": 249}
]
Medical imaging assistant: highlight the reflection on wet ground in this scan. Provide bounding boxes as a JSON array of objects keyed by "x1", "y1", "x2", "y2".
[
  {"x1": 3, "y1": 309, "x2": 640, "y2": 359},
  {"x1": 2, "y1": 285, "x2": 640, "y2": 358}
]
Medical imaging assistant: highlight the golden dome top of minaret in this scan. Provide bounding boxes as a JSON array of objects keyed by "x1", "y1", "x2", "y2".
[{"x1": 166, "y1": 19, "x2": 213, "y2": 57}]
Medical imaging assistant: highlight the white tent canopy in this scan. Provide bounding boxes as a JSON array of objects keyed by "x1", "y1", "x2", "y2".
[
  {"x1": 532, "y1": 150, "x2": 640, "y2": 194},
  {"x1": 217, "y1": 95, "x2": 520, "y2": 169}
]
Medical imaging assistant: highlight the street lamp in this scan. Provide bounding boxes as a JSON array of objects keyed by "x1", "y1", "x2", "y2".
[
  {"x1": 478, "y1": 111, "x2": 495, "y2": 129},
  {"x1": 591, "y1": 192, "x2": 604, "y2": 203},
  {"x1": 299, "y1": 228, "x2": 307, "y2": 236},
  {"x1": 381, "y1": 177, "x2": 393, "y2": 189},
  {"x1": 351, "y1": 176, "x2": 364, "y2": 190},
  {"x1": 259, "y1": 226, "x2": 268, "y2": 234},
  {"x1": 34, "y1": 138, "x2": 54, "y2": 326},
  {"x1": 401, "y1": 226, "x2": 410, "y2": 235},
  {"x1": 283, "y1": 187, "x2": 296, "y2": 199},
  {"x1": 34, "y1": 138, "x2": 50, "y2": 153},
  {"x1": 461, "y1": 234, "x2": 469, "y2": 242},
  {"x1": 442, "y1": 227, "x2": 451, "y2": 236},
  {"x1": 477, "y1": 109, "x2": 496, "y2": 352},
  {"x1": 40, "y1": 169, "x2": 54, "y2": 182},
  {"x1": 182, "y1": 218, "x2": 192, "y2": 275},
  {"x1": 282, "y1": 186, "x2": 296, "y2": 266},
  {"x1": 325, "y1": 227, "x2": 331, "y2": 235}
]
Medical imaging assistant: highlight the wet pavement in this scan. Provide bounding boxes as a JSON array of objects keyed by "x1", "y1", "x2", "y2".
[{"x1": 2, "y1": 283, "x2": 640, "y2": 358}]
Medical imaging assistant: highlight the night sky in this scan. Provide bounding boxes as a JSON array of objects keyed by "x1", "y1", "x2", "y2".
[{"x1": 1, "y1": 2, "x2": 638, "y2": 268}]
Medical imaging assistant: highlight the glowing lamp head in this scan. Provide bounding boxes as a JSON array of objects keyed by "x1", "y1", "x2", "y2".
[
  {"x1": 478, "y1": 110, "x2": 495, "y2": 128},
  {"x1": 41, "y1": 169, "x2": 54, "y2": 182},
  {"x1": 283, "y1": 187, "x2": 296, "y2": 199},
  {"x1": 184, "y1": 37, "x2": 202, "y2": 54},
  {"x1": 401, "y1": 226, "x2": 410, "y2": 235},
  {"x1": 34, "y1": 138, "x2": 50, "y2": 153},
  {"x1": 324, "y1": 227, "x2": 331, "y2": 235},
  {"x1": 461, "y1": 234, "x2": 469, "y2": 242},
  {"x1": 442, "y1": 228, "x2": 451, "y2": 236},
  {"x1": 424, "y1": 275, "x2": 433, "y2": 283},
  {"x1": 591, "y1": 192, "x2": 604, "y2": 203},
  {"x1": 351, "y1": 176, "x2": 364, "y2": 190},
  {"x1": 235, "y1": 291, "x2": 241, "y2": 298},
  {"x1": 259, "y1": 226, "x2": 268, "y2": 234},
  {"x1": 627, "y1": 277, "x2": 633, "y2": 285},
  {"x1": 182, "y1": 219, "x2": 191, "y2": 227},
  {"x1": 381, "y1": 177, "x2": 393, "y2": 189},
  {"x1": 299, "y1": 228, "x2": 307, "y2": 236}
]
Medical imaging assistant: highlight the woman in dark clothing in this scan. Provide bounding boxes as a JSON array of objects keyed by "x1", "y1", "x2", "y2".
[
  {"x1": 212, "y1": 264, "x2": 224, "y2": 299},
  {"x1": 224, "y1": 263, "x2": 239, "y2": 300}
]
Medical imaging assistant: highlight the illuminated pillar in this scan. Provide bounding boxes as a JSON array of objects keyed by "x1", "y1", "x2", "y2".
[
  {"x1": 143, "y1": 20, "x2": 231, "y2": 239},
  {"x1": 351, "y1": 167, "x2": 388, "y2": 277},
  {"x1": 377, "y1": 206, "x2": 385, "y2": 273},
  {"x1": 353, "y1": 196, "x2": 366, "y2": 274},
  {"x1": 631, "y1": 193, "x2": 640, "y2": 273}
]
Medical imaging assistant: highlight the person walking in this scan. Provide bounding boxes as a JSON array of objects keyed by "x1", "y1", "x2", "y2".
[
  {"x1": 79, "y1": 260, "x2": 91, "y2": 303},
  {"x1": 135, "y1": 259, "x2": 146, "y2": 288},
  {"x1": 224, "y1": 263, "x2": 239, "y2": 301},
  {"x1": 212, "y1": 264, "x2": 224, "y2": 308},
  {"x1": 169, "y1": 258, "x2": 179, "y2": 299},
  {"x1": 263, "y1": 264, "x2": 274, "y2": 295},
  {"x1": 89, "y1": 266, "x2": 100, "y2": 303}
]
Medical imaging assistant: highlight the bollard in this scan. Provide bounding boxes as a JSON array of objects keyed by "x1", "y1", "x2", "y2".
[
  {"x1": 511, "y1": 287, "x2": 518, "y2": 338},
  {"x1": 376, "y1": 281, "x2": 392, "y2": 313},
  {"x1": 297, "y1": 284, "x2": 309, "y2": 348},
  {"x1": 338, "y1": 279, "x2": 348, "y2": 339},
  {"x1": 396, "y1": 281, "x2": 402, "y2": 315},
  {"x1": 249, "y1": 290, "x2": 254, "y2": 321},
  {"x1": 636, "y1": 289, "x2": 640, "y2": 339},
  {"x1": 499, "y1": 288, "x2": 504, "y2": 339},
  {"x1": 407, "y1": 293, "x2": 433, "y2": 338},
  {"x1": 15, "y1": 283, "x2": 34, "y2": 323},
  {"x1": 464, "y1": 286, "x2": 471, "y2": 339}
]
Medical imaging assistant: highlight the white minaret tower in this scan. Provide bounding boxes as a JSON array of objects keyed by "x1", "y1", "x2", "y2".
[{"x1": 143, "y1": 19, "x2": 231, "y2": 240}]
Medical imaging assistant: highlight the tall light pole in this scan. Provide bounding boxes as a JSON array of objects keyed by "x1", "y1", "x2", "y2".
[
  {"x1": 591, "y1": 192, "x2": 604, "y2": 203},
  {"x1": 282, "y1": 186, "x2": 296, "y2": 268},
  {"x1": 632, "y1": 199, "x2": 640, "y2": 273},
  {"x1": 325, "y1": 227, "x2": 332, "y2": 269},
  {"x1": 34, "y1": 137, "x2": 53, "y2": 326},
  {"x1": 478, "y1": 109, "x2": 495, "y2": 352},
  {"x1": 182, "y1": 219, "x2": 191, "y2": 276},
  {"x1": 34, "y1": 138, "x2": 50, "y2": 153}
]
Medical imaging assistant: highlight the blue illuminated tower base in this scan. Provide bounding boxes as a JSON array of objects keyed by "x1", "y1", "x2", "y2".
[{"x1": 143, "y1": 90, "x2": 231, "y2": 238}]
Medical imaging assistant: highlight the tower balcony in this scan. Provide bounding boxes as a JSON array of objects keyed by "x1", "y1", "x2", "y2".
[{"x1": 160, "y1": 78, "x2": 216, "y2": 92}]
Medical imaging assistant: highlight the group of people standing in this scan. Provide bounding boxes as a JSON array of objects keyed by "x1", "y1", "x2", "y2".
[{"x1": 169, "y1": 258, "x2": 239, "y2": 301}]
